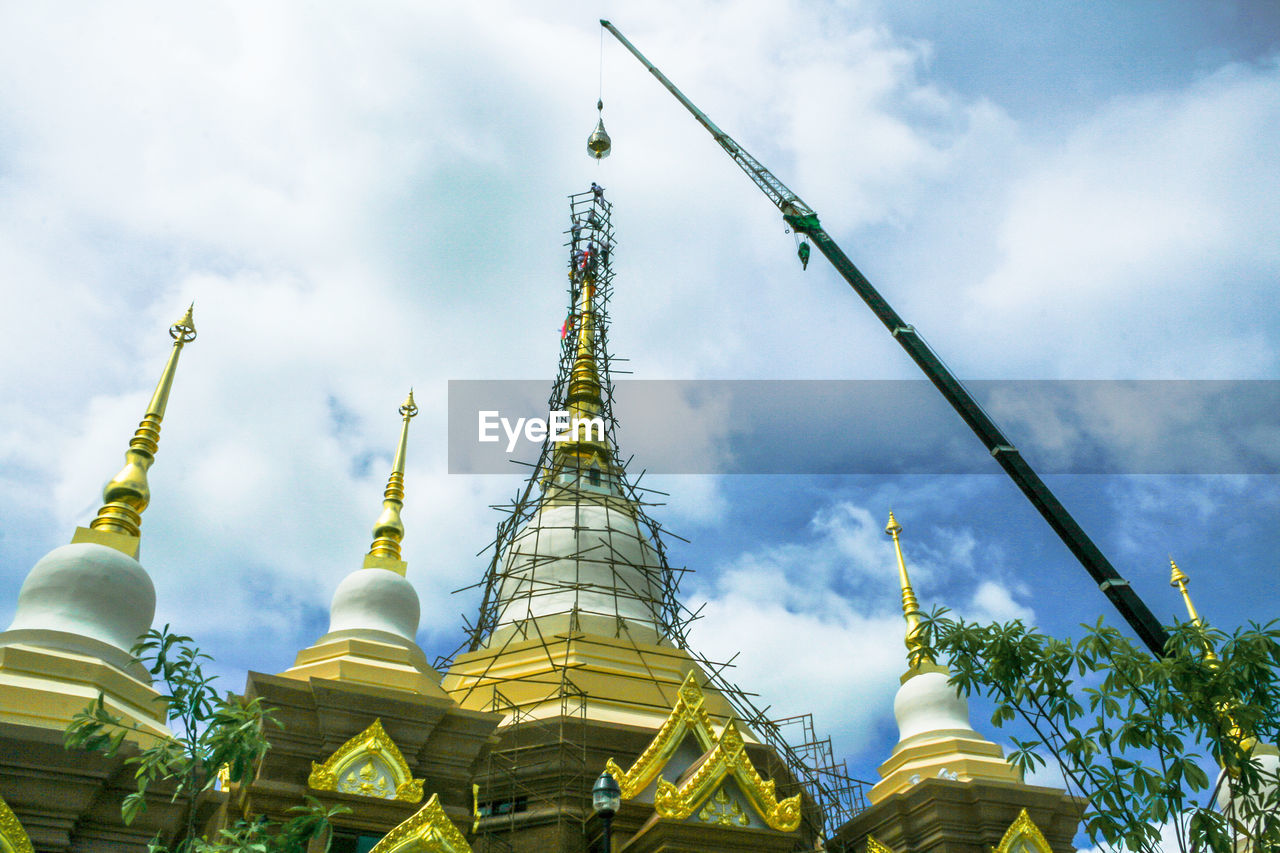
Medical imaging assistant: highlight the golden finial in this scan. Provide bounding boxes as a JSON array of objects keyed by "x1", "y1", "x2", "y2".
[
  {"x1": 1170, "y1": 557, "x2": 1217, "y2": 662},
  {"x1": 887, "y1": 511, "x2": 934, "y2": 668},
  {"x1": 1169, "y1": 558, "x2": 1202, "y2": 625},
  {"x1": 587, "y1": 99, "x2": 612, "y2": 159},
  {"x1": 74, "y1": 305, "x2": 197, "y2": 557},
  {"x1": 364, "y1": 390, "x2": 418, "y2": 574}
]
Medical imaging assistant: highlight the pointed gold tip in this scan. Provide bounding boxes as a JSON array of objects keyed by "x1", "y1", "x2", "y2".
[
  {"x1": 886, "y1": 511, "x2": 901, "y2": 537},
  {"x1": 400, "y1": 389, "x2": 418, "y2": 419},
  {"x1": 1170, "y1": 557, "x2": 1189, "y2": 587},
  {"x1": 170, "y1": 303, "x2": 197, "y2": 343},
  {"x1": 85, "y1": 307, "x2": 197, "y2": 548}
]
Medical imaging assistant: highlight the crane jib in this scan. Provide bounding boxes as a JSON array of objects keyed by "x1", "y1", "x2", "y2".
[{"x1": 602, "y1": 20, "x2": 1171, "y2": 656}]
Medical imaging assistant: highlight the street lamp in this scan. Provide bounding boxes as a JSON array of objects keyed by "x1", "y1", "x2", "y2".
[{"x1": 592, "y1": 770, "x2": 621, "y2": 852}]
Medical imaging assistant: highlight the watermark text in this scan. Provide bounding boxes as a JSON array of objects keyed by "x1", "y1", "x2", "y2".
[{"x1": 478, "y1": 410, "x2": 606, "y2": 452}]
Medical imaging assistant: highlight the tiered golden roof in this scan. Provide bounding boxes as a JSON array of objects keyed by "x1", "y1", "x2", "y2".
[
  {"x1": 605, "y1": 670, "x2": 719, "y2": 798},
  {"x1": 605, "y1": 671, "x2": 801, "y2": 833}
]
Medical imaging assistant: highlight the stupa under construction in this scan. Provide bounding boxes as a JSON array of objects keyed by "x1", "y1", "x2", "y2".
[{"x1": 441, "y1": 186, "x2": 865, "y2": 851}]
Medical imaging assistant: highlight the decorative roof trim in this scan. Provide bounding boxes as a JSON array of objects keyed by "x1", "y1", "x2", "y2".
[
  {"x1": 653, "y1": 719, "x2": 802, "y2": 832},
  {"x1": 308, "y1": 718, "x2": 424, "y2": 803},
  {"x1": 368, "y1": 793, "x2": 472, "y2": 853},
  {"x1": 996, "y1": 808, "x2": 1053, "y2": 853},
  {"x1": 605, "y1": 670, "x2": 718, "y2": 797},
  {"x1": 0, "y1": 794, "x2": 34, "y2": 853}
]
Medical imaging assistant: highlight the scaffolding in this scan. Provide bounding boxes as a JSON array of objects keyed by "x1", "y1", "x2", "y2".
[
  {"x1": 472, "y1": 674, "x2": 589, "y2": 853},
  {"x1": 447, "y1": 187, "x2": 871, "y2": 846}
]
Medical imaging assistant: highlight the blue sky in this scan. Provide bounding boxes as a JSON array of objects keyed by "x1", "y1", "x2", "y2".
[{"x1": 1, "y1": 0, "x2": 1277, "y2": 811}]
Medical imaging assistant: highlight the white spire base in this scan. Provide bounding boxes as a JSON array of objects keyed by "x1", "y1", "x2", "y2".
[{"x1": 870, "y1": 665, "x2": 1021, "y2": 803}]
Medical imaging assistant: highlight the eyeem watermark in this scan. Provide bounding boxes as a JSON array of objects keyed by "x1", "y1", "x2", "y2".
[
  {"x1": 451, "y1": 379, "x2": 1280, "y2": 474},
  {"x1": 478, "y1": 410, "x2": 606, "y2": 453}
]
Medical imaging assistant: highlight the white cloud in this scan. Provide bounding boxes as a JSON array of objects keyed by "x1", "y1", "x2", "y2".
[
  {"x1": 957, "y1": 60, "x2": 1280, "y2": 379},
  {"x1": 687, "y1": 495, "x2": 1033, "y2": 765},
  {"x1": 3, "y1": 0, "x2": 985, "y2": 639},
  {"x1": 967, "y1": 580, "x2": 1035, "y2": 624}
]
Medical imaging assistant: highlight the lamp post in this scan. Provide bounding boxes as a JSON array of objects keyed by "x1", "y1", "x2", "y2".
[{"x1": 592, "y1": 770, "x2": 621, "y2": 852}]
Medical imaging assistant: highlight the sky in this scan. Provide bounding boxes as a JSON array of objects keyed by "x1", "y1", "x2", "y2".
[{"x1": 1, "y1": 0, "x2": 1279, "y2": 829}]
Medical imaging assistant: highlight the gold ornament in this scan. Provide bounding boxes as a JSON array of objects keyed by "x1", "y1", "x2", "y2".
[
  {"x1": 369, "y1": 793, "x2": 472, "y2": 853},
  {"x1": 308, "y1": 718, "x2": 424, "y2": 802},
  {"x1": 366, "y1": 390, "x2": 419, "y2": 569},
  {"x1": 0, "y1": 794, "x2": 34, "y2": 853},
  {"x1": 697, "y1": 786, "x2": 749, "y2": 827},
  {"x1": 652, "y1": 719, "x2": 801, "y2": 832},
  {"x1": 995, "y1": 809, "x2": 1052, "y2": 853},
  {"x1": 604, "y1": 671, "x2": 718, "y2": 798}
]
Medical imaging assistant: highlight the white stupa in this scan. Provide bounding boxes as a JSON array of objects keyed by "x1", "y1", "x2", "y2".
[
  {"x1": 282, "y1": 391, "x2": 451, "y2": 699},
  {"x1": 870, "y1": 512, "x2": 1022, "y2": 803},
  {"x1": 0, "y1": 306, "x2": 197, "y2": 742}
]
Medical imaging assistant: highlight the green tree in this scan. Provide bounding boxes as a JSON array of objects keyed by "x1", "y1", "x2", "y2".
[
  {"x1": 921, "y1": 613, "x2": 1280, "y2": 853},
  {"x1": 64, "y1": 625, "x2": 348, "y2": 853}
]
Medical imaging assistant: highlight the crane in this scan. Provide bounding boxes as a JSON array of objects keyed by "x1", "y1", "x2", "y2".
[{"x1": 600, "y1": 19, "x2": 1171, "y2": 656}]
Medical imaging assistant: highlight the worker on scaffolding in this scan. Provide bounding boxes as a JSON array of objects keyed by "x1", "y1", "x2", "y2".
[
  {"x1": 591, "y1": 182, "x2": 605, "y2": 203},
  {"x1": 570, "y1": 218, "x2": 585, "y2": 250}
]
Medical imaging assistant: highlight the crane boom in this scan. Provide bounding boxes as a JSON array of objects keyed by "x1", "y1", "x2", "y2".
[{"x1": 601, "y1": 19, "x2": 1171, "y2": 656}]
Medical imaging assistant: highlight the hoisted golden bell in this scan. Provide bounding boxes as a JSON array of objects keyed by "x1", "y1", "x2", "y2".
[{"x1": 587, "y1": 117, "x2": 611, "y2": 159}]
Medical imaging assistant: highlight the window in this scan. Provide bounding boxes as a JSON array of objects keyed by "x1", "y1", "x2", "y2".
[
  {"x1": 478, "y1": 795, "x2": 528, "y2": 817},
  {"x1": 329, "y1": 831, "x2": 384, "y2": 853}
]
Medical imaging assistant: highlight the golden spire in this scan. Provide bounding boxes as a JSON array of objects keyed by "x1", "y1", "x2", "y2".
[
  {"x1": 1170, "y1": 557, "x2": 1216, "y2": 660},
  {"x1": 74, "y1": 305, "x2": 197, "y2": 557},
  {"x1": 886, "y1": 511, "x2": 934, "y2": 669},
  {"x1": 569, "y1": 282, "x2": 604, "y2": 420},
  {"x1": 1169, "y1": 558, "x2": 1203, "y2": 626},
  {"x1": 1170, "y1": 559, "x2": 1261, "y2": 759},
  {"x1": 547, "y1": 271, "x2": 614, "y2": 485},
  {"x1": 364, "y1": 390, "x2": 418, "y2": 574}
]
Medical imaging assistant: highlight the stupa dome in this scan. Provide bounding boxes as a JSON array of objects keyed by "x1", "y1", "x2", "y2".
[
  {"x1": 326, "y1": 567, "x2": 420, "y2": 644},
  {"x1": 2, "y1": 542, "x2": 155, "y2": 667}
]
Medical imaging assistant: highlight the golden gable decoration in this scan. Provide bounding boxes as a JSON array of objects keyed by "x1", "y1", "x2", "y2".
[
  {"x1": 308, "y1": 718, "x2": 425, "y2": 802},
  {"x1": 996, "y1": 808, "x2": 1053, "y2": 853},
  {"x1": 0, "y1": 794, "x2": 34, "y2": 853},
  {"x1": 697, "y1": 786, "x2": 749, "y2": 827},
  {"x1": 652, "y1": 719, "x2": 802, "y2": 832},
  {"x1": 866, "y1": 837, "x2": 896, "y2": 853},
  {"x1": 605, "y1": 670, "x2": 719, "y2": 798},
  {"x1": 368, "y1": 793, "x2": 472, "y2": 853}
]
